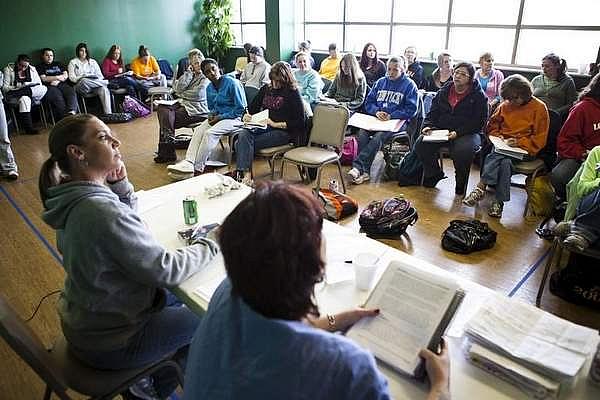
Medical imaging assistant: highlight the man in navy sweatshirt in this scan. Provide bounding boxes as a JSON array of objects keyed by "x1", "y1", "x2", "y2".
[{"x1": 348, "y1": 55, "x2": 418, "y2": 184}]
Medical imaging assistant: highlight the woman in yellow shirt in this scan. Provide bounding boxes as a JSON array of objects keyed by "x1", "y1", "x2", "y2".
[{"x1": 130, "y1": 45, "x2": 167, "y2": 100}]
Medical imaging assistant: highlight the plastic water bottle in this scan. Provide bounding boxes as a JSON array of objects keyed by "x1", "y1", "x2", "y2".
[{"x1": 328, "y1": 179, "x2": 339, "y2": 192}]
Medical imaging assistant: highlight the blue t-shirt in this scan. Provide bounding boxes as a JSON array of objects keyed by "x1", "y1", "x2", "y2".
[{"x1": 184, "y1": 279, "x2": 390, "y2": 400}]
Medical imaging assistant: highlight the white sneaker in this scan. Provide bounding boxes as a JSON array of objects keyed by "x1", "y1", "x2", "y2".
[
  {"x1": 353, "y1": 173, "x2": 370, "y2": 185},
  {"x1": 348, "y1": 167, "x2": 360, "y2": 180},
  {"x1": 167, "y1": 171, "x2": 193, "y2": 181},
  {"x1": 167, "y1": 160, "x2": 194, "y2": 174}
]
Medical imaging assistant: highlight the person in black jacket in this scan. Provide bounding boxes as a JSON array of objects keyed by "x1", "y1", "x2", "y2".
[
  {"x1": 404, "y1": 46, "x2": 424, "y2": 89},
  {"x1": 233, "y1": 62, "x2": 306, "y2": 185},
  {"x1": 414, "y1": 62, "x2": 488, "y2": 195}
]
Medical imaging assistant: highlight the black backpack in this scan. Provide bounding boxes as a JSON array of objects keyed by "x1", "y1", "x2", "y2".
[{"x1": 359, "y1": 197, "x2": 418, "y2": 236}]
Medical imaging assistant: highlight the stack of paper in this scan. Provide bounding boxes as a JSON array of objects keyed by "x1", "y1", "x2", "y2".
[
  {"x1": 464, "y1": 295, "x2": 598, "y2": 395},
  {"x1": 465, "y1": 340, "x2": 561, "y2": 399},
  {"x1": 348, "y1": 112, "x2": 406, "y2": 132},
  {"x1": 422, "y1": 129, "x2": 450, "y2": 142}
]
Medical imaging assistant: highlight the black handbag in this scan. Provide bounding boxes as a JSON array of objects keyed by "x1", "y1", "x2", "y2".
[{"x1": 441, "y1": 219, "x2": 497, "y2": 254}]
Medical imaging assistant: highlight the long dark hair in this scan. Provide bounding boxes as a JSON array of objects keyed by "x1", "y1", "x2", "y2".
[
  {"x1": 579, "y1": 72, "x2": 600, "y2": 102},
  {"x1": 269, "y1": 61, "x2": 298, "y2": 91},
  {"x1": 75, "y1": 43, "x2": 89, "y2": 60},
  {"x1": 360, "y1": 42, "x2": 379, "y2": 70},
  {"x1": 219, "y1": 181, "x2": 325, "y2": 321},
  {"x1": 339, "y1": 53, "x2": 362, "y2": 89},
  {"x1": 39, "y1": 114, "x2": 95, "y2": 205},
  {"x1": 105, "y1": 44, "x2": 123, "y2": 67}
]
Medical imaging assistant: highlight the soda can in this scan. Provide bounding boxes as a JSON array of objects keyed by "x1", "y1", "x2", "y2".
[
  {"x1": 328, "y1": 179, "x2": 339, "y2": 192},
  {"x1": 183, "y1": 197, "x2": 198, "y2": 225}
]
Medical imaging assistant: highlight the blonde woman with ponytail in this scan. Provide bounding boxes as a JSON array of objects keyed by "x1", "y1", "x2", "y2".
[{"x1": 38, "y1": 114, "x2": 218, "y2": 398}]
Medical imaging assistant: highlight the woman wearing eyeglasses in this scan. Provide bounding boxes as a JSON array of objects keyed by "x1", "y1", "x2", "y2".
[{"x1": 413, "y1": 62, "x2": 488, "y2": 195}]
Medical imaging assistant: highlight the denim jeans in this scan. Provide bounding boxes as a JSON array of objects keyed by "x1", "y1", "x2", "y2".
[
  {"x1": 0, "y1": 101, "x2": 17, "y2": 173},
  {"x1": 480, "y1": 151, "x2": 514, "y2": 202},
  {"x1": 69, "y1": 292, "x2": 200, "y2": 398},
  {"x1": 572, "y1": 187, "x2": 600, "y2": 245},
  {"x1": 352, "y1": 129, "x2": 394, "y2": 174},
  {"x1": 110, "y1": 76, "x2": 144, "y2": 98},
  {"x1": 235, "y1": 127, "x2": 290, "y2": 171}
]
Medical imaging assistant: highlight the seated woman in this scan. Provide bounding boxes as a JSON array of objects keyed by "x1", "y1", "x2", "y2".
[
  {"x1": 184, "y1": 181, "x2": 450, "y2": 400},
  {"x1": 463, "y1": 74, "x2": 549, "y2": 218},
  {"x1": 239, "y1": 46, "x2": 271, "y2": 90},
  {"x1": 154, "y1": 51, "x2": 209, "y2": 163},
  {"x1": 551, "y1": 73, "x2": 600, "y2": 199},
  {"x1": 101, "y1": 44, "x2": 141, "y2": 97},
  {"x1": 0, "y1": 73, "x2": 19, "y2": 179},
  {"x1": 130, "y1": 45, "x2": 167, "y2": 101},
  {"x1": 348, "y1": 56, "x2": 418, "y2": 185},
  {"x1": 404, "y1": 46, "x2": 424, "y2": 88},
  {"x1": 324, "y1": 53, "x2": 367, "y2": 112},
  {"x1": 290, "y1": 40, "x2": 315, "y2": 69},
  {"x1": 555, "y1": 145, "x2": 600, "y2": 252},
  {"x1": 293, "y1": 52, "x2": 323, "y2": 112},
  {"x1": 2, "y1": 54, "x2": 47, "y2": 134},
  {"x1": 68, "y1": 42, "x2": 112, "y2": 115},
  {"x1": 359, "y1": 42, "x2": 386, "y2": 88},
  {"x1": 424, "y1": 52, "x2": 453, "y2": 92},
  {"x1": 39, "y1": 114, "x2": 218, "y2": 399},
  {"x1": 474, "y1": 52, "x2": 504, "y2": 111},
  {"x1": 233, "y1": 62, "x2": 305, "y2": 185},
  {"x1": 531, "y1": 53, "x2": 577, "y2": 119},
  {"x1": 414, "y1": 62, "x2": 488, "y2": 195}
]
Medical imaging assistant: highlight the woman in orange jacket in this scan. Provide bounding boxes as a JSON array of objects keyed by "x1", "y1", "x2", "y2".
[{"x1": 463, "y1": 74, "x2": 549, "y2": 218}]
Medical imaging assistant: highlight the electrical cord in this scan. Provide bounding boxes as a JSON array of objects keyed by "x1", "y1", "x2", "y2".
[{"x1": 25, "y1": 289, "x2": 62, "y2": 322}]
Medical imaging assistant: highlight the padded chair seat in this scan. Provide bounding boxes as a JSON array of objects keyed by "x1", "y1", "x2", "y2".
[
  {"x1": 148, "y1": 87, "x2": 171, "y2": 95},
  {"x1": 284, "y1": 147, "x2": 339, "y2": 165},
  {"x1": 50, "y1": 337, "x2": 154, "y2": 397},
  {"x1": 513, "y1": 158, "x2": 545, "y2": 174},
  {"x1": 257, "y1": 143, "x2": 294, "y2": 157}
]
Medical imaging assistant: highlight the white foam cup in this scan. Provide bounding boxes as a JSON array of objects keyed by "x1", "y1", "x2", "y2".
[{"x1": 354, "y1": 252, "x2": 378, "y2": 290}]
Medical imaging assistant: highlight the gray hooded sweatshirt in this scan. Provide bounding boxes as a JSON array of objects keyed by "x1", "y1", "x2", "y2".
[{"x1": 42, "y1": 179, "x2": 218, "y2": 351}]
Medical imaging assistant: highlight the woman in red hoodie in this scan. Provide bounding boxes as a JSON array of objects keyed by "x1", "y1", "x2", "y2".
[{"x1": 551, "y1": 74, "x2": 600, "y2": 199}]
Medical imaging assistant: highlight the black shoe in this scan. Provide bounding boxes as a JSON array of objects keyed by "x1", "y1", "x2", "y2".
[
  {"x1": 153, "y1": 154, "x2": 177, "y2": 163},
  {"x1": 422, "y1": 173, "x2": 446, "y2": 188}
]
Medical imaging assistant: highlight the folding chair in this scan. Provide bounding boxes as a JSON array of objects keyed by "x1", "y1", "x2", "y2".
[
  {"x1": 0, "y1": 294, "x2": 183, "y2": 400},
  {"x1": 281, "y1": 103, "x2": 349, "y2": 192}
]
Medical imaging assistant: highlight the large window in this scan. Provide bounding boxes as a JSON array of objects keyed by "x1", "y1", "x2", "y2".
[
  {"x1": 296, "y1": 0, "x2": 600, "y2": 69},
  {"x1": 230, "y1": 0, "x2": 266, "y2": 48}
]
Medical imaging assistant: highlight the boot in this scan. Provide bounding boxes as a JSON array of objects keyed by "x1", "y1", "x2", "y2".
[
  {"x1": 20, "y1": 112, "x2": 39, "y2": 134},
  {"x1": 153, "y1": 142, "x2": 177, "y2": 163}
]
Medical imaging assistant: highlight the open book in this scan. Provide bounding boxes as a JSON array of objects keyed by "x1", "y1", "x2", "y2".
[
  {"x1": 348, "y1": 112, "x2": 406, "y2": 133},
  {"x1": 422, "y1": 129, "x2": 450, "y2": 143},
  {"x1": 244, "y1": 109, "x2": 269, "y2": 128},
  {"x1": 347, "y1": 260, "x2": 464, "y2": 377},
  {"x1": 489, "y1": 135, "x2": 529, "y2": 160}
]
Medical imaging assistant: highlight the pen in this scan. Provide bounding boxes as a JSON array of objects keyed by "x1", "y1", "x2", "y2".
[{"x1": 344, "y1": 260, "x2": 352, "y2": 264}]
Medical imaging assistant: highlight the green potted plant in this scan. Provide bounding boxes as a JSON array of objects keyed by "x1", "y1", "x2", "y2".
[{"x1": 193, "y1": 0, "x2": 235, "y2": 63}]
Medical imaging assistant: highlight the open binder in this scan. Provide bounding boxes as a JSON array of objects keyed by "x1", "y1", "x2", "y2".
[{"x1": 347, "y1": 260, "x2": 464, "y2": 378}]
